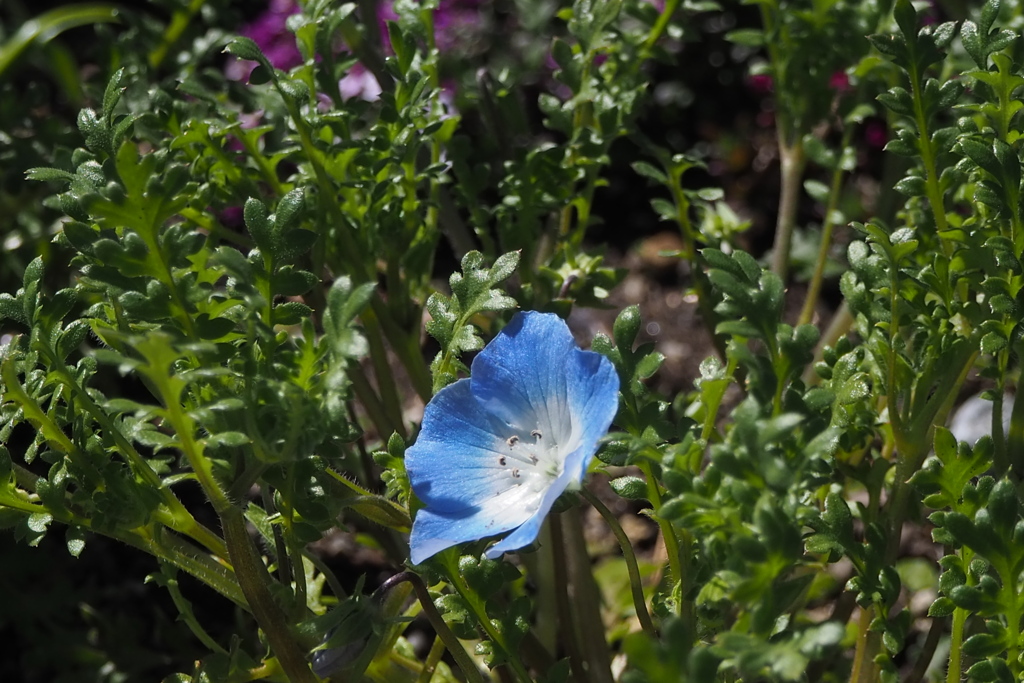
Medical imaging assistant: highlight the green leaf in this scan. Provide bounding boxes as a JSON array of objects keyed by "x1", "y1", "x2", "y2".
[
  {"x1": 632, "y1": 161, "x2": 668, "y2": 185},
  {"x1": 0, "y1": 3, "x2": 121, "y2": 77},
  {"x1": 26, "y1": 167, "x2": 76, "y2": 183},
  {"x1": 893, "y1": 0, "x2": 917, "y2": 39},
  {"x1": 244, "y1": 197, "x2": 272, "y2": 251},
  {"x1": 613, "y1": 305, "x2": 642, "y2": 350},
  {"x1": 275, "y1": 188, "x2": 304, "y2": 231},
  {"x1": 324, "y1": 277, "x2": 375, "y2": 360},
  {"x1": 66, "y1": 526, "x2": 86, "y2": 557},
  {"x1": 803, "y1": 180, "x2": 829, "y2": 203},
  {"x1": 101, "y1": 68, "x2": 125, "y2": 121},
  {"x1": 224, "y1": 36, "x2": 270, "y2": 65},
  {"x1": 725, "y1": 29, "x2": 764, "y2": 47},
  {"x1": 206, "y1": 431, "x2": 250, "y2": 448},
  {"x1": 610, "y1": 476, "x2": 648, "y2": 500}
]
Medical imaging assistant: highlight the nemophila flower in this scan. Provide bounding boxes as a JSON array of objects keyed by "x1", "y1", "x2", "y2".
[{"x1": 407, "y1": 311, "x2": 619, "y2": 565}]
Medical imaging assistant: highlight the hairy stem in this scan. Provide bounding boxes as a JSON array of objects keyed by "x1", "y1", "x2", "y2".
[
  {"x1": 798, "y1": 129, "x2": 854, "y2": 326},
  {"x1": 401, "y1": 573, "x2": 485, "y2": 683},
  {"x1": 444, "y1": 559, "x2": 533, "y2": 683},
  {"x1": 770, "y1": 139, "x2": 807, "y2": 281},
  {"x1": 550, "y1": 514, "x2": 589, "y2": 683},
  {"x1": 562, "y1": 506, "x2": 615, "y2": 683},
  {"x1": 639, "y1": 461, "x2": 683, "y2": 615},
  {"x1": 581, "y1": 486, "x2": 657, "y2": 637}
]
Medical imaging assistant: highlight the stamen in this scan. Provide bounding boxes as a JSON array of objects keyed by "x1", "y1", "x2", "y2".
[{"x1": 502, "y1": 433, "x2": 547, "y2": 469}]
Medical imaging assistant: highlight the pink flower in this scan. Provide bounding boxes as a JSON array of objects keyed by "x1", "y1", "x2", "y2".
[
  {"x1": 829, "y1": 71, "x2": 851, "y2": 93},
  {"x1": 339, "y1": 63, "x2": 383, "y2": 101},
  {"x1": 864, "y1": 119, "x2": 888, "y2": 148},
  {"x1": 227, "y1": 0, "x2": 484, "y2": 101},
  {"x1": 226, "y1": 0, "x2": 303, "y2": 82},
  {"x1": 747, "y1": 73, "x2": 774, "y2": 94}
]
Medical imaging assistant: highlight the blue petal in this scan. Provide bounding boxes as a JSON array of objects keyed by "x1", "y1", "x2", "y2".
[
  {"x1": 410, "y1": 501, "x2": 522, "y2": 565},
  {"x1": 470, "y1": 312, "x2": 577, "y2": 440},
  {"x1": 563, "y1": 347, "x2": 620, "y2": 481},
  {"x1": 408, "y1": 461, "x2": 553, "y2": 564},
  {"x1": 483, "y1": 466, "x2": 576, "y2": 559},
  {"x1": 473, "y1": 312, "x2": 619, "y2": 481},
  {"x1": 405, "y1": 379, "x2": 515, "y2": 513},
  {"x1": 406, "y1": 311, "x2": 620, "y2": 564},
  {"x1": 407, "y1": 378, "x2": 546, "y2": 563}
]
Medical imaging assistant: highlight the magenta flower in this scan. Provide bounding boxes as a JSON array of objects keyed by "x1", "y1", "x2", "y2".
[
  {"x1": 226, "y1": 0, "x2": 304, "y2": 81},
  {"x1": 227, "y1": 0, "x2": 485, "y2": 98}
]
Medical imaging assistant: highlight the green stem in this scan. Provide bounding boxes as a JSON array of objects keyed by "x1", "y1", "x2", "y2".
[
  {"x1": 345, "y1": 0, "x2": 393, "y2": 94},
  {"x1": 349, "y1": 362, "x2": 399, "y2": 439},
  {"x1": 152, "y1": 528, "x2": 249, "y2": 610},
  {"x1": 945, "y1": 546, "x2": 972, "y2": 683},
  {"x1": 887, "y1": 354, "x2": 975, "y2": 562},
  {"x1": 905, "y1": 616, "x2": 942, "y2": 683},
  {"x1": 997, "y1": 559, "x2": 1021, "y2": 677},
  {"x1": 159, "y1": 564, "x2": 230, "y2": 655},
  {"x1": 798, "y1": 129, "x2": 854, "y2": 326},
  {"x1": 1007, "y1": 348, "x2": 1024, "y2": 477},
  {"x1": 444, "y1": 562, "x2": 532, "y2": 683},
  {"x1": 550, "y1": 514, "x2": 588, "y2": 683},
  {"x1": 282, "y1": 473, "x2": 309, "y2": 616},
  {"x1": 371, "y1": 295, "x2": 432, "y2": 402},
  {"x1": 561, "y1": 506, "x2": 615, "y2": 683},
  {"x1": 163, "y1": 400, "x2": 231, "y2": 513},
  {"x1": 221, "y1": 507, "x2": 318, "y2": 683},
  {"x1": 304, "y1": 550, "x2": 347, "y2": 603},
  {"x1": 261, "y1": 488, "x2": 293, "y2": 591},
  {"x1": 0, "y1": 4, "x2": 121, "y2": 77},
  {"x1": 848, "y1": 607, "x2": 879, "y2": 683},
  {"x1": 417, "y1": 635, "x2": 446, "y2": 683},
  {"x1": 520, "y1": 525, "x2": 558, "y2": 655},
  {"x1": 947, "y1": 607, "x2": 967, "y2": 683},
  {"x1": 641, "y1": 0, "x2": 682, "y2": 56},
  {"x1": 581, "y1": 486, "x2": 657, "y2": 637},
  {"x1": 148, "y1": 0, "x2": 203, "y2": 69},
  {"x1": 992, "y1": 355, "x2": 1009, "y2": 475},
  {"x1": 907, "y1": 57, "x2": 950, "y2": 247},
  {"x1": 362, "y1": 309, "x2": 408, "y2": 438},
  {"x1": 236, "y1": 130, "x2": 287, "y2": 197},
  {"x1": 161, "y1": 386, "x2": 314, "y2": 682},
  {"x1": 638, "y1": 461, "x2": 683, "y2": 615},
  {"x1": 403, "y1": 573, "x2": 485, "y2": 683},
  {"x1": 0, "y1": 486, "x2": 249, "y2": 610},
  {"x1": 770, "y1": 139, "x2": 807, "y2": 281},
  {"x1": 667, "y1": 165, "x2": 726, "y2": 359}
]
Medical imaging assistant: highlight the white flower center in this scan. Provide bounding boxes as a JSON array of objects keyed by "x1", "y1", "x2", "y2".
[{"x1": 498, "y1": 428, "x2": 562, "y2": 490}]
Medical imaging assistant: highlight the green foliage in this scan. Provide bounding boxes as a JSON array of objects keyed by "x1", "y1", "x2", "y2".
[
  {"x1": 426, "y1": 250, "x2": 520, "y2": 391},
  {"x1": 5, "y1": 0, "x2": 1024, "y2": 681}
]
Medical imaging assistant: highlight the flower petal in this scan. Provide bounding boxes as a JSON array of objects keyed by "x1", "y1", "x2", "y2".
[
  {"x1": 470, "y1": 312, "x2": 578, "y2": 442},
  {"x1": 563, "y1": 347, "x2": 620, "y2": 480},
  {"x1": 406, "y1": 310, "x2": 620, "y2": 564},
  {"x1": 406, "y1": 379, "x2": 515, "y2": 513},
  {"x1": 483, "y1": 467, "x2": 577, "y2": 559},
  {"x1": 410, "y1": 482, "x2": 539, "y2": 564}
]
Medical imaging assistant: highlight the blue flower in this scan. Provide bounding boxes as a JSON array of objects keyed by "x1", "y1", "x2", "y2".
[{"x1": 407, "y1": 311, "x2": 619, "y2": 564}]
